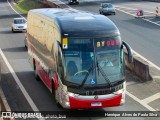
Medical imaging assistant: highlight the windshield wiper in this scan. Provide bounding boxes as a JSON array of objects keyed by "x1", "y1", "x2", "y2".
[
  {"x1": 96, "y1": 57, "x2": 113, "y2": 87},
  {"x1": 78, "y1": 62, "x2": 96, "y2": 88},
  {"x1": 78, "y1": 57, "x2": 113, "y2": 88}
]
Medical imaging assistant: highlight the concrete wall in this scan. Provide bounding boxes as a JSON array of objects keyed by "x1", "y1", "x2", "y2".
[
  {"x1": 125, "y1": 50, "x2": 160, "y2": 82},
  {"x1": 125, "y1": 52, "x2": 151, "y2": 81}
]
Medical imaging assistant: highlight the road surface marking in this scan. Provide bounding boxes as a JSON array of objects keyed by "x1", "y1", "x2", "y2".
[
  {"x1": 152, "y1": 76, "x2": 160, "y2": 79},
  {"x1": 144, "y1": 18, "x2": 160, "y2": 27},
  {"x1": 0, "y1": 49, "x2": 44, "y2": 120},
  {"x1": 115, "y1": 5, "x2": 154, "y2": 14},
  {"x1": 7, "y1": 0, "x2": 25, "y2": 19},
  {"x1": 155, "y1": 21, "x2": 160, "y2": 23},
  {"x1": 126, "y1": 91, "x2": 156, "y2": 111},
  {"x1": 116, "y1": 6, "x2": 160, "y2": 27},
  {"x1": 147, "y1": 17, "x2": 155, "y2": 20},
  {"x1": 133, "y1": 50, "x2": 160, "y2": 71},
  {"x1": 115, "y1": 7, "x2": 136, "y2": 17},
  {"x1": 142, "y1": 92, "x2": 160, "y2": 104},
  {"x1": 115, "y1": 6, "x2": 137, "y2": 11},
  {"x1": 0, "y1": 49, "x2": 37, "y2": 111}
]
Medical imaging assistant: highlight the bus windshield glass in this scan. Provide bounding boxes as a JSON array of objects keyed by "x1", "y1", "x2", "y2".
[{"x1": 63, "y1": 37, "x2": 125, "y2": 87}]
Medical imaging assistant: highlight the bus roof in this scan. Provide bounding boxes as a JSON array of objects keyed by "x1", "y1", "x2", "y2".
[{"x1": 29, "y1": 8, "x2": 120, "y2": 37}]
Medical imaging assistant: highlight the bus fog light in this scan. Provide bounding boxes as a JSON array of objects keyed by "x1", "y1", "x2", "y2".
[
  {"x1": 120, "y1": 98, "x2": 125, "y2": 105},
  {"x1": 65, "y1": 102, "x2": 70, "y2": 105}
]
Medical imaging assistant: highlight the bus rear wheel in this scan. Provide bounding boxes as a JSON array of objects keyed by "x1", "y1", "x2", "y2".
[{"x1": 34, "y1": 61, "x2": 41, "y2": 81}]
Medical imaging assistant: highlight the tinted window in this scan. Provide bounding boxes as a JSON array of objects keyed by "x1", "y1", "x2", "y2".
[
  {"x1": 103, "y1": 4, "x2": 113, "y2": 8},
  {"x1": 14, "y1": 19, "x2": 26, "y2": 24}
]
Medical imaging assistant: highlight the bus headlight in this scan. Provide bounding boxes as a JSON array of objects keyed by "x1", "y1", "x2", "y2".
[
  {"x1": 113, "y1": 88, "x2": 124, "y2": 95},
  {"x1": 120, "y1": 98, "x2": 125, "y2": 105},
  {"x1": 61, "y1": 90, "x2": 69, "y2": 102},
  {"x1": 61, "y1": 90, "x2": 74, "y2": 101},
  {"x1": 113, "y1": 88, "x2": 126, "y2": 105},
  {"x1": 61, "y1": 90, "x2": 75, "y2": 107},
  {"x1": 113, "y1": 81, "x2": 126, "y2": 95}
]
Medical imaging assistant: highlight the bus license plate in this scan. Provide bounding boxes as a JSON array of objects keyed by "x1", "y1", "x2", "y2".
[{"x1": 91, "y1": 102, "x2": 102, "y2": 107}]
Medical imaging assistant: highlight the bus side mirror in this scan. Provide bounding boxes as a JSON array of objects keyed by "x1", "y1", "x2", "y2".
[{"x1": 122, "y1": 41, "x2": 133, "y2": 63}]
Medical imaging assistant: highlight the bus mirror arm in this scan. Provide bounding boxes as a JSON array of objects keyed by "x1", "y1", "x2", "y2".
[{"x1": 122, "y1": 41, "x2": 133, "y2": 63}]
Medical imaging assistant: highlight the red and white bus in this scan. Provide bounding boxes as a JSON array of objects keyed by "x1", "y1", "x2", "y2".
[{"x1": 27, "y1": 8, "x2": 133, "y2": 109}]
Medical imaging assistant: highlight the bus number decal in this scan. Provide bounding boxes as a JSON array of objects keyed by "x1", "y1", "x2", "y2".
[
  {"x1": 96, "y1": 40, "x2": 119, "y2": 47},
  {"x1": 97, "y1": 42, "x2": 101, "y2": 47}
]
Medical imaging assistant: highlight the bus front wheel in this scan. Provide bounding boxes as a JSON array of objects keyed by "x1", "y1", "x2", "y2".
[{"x1": 52, "y1": 83, "x2": 62, "y2": 108}]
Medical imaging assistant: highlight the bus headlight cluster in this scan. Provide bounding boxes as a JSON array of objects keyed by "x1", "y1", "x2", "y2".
[
  {"x1": 61, "y1": 90, "x2": 76, "y2": 107},
  {"x1": 62, "y1": 90, "x2": 75, "y2": 99},
  {"x1": 113, "y1": 81, "x2": 126, "y2": 95},
  {"x1": 61, "y1": 90, "x2": 75, "y2": 101},
  {"x1": 113, "y1": 88, "x2": 126, "y2": 105},
  {"x1": 61, "y1": 90, "x2": 69, "y2": 101},
  {"x1": 120, "y1": 98, "x2": 125, "y2": 105},
  {"x1": 113, "y1": 88, "x2": 124, "y2": 95}
]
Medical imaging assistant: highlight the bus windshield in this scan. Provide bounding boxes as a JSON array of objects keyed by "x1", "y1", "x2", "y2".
[{"x1": 63, "y1": 37, "x2": 125, "y2": 87}]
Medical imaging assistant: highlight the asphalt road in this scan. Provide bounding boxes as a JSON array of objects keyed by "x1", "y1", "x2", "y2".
[{"x1": 0, "y1": 0, "x2": 160, "y2": 120}]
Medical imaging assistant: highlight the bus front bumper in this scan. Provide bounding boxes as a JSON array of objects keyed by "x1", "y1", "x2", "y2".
[{"x1": 68, "y1": 93, "x2": 122, "y2": 109}]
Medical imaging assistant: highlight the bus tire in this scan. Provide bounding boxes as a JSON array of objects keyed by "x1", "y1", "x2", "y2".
[{"x1": 34, "y1": 61, "x2": 41, "y2": 81}]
